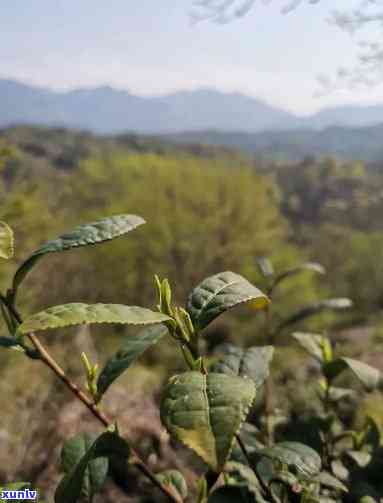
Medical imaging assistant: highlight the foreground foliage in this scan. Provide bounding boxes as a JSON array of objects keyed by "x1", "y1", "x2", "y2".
[{"x1": 1, "y1": 213, "x2": 382, "y2": 502}]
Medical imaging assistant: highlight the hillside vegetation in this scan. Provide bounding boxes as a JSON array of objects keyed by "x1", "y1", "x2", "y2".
[{"x1": 2, "y1": 126, "x2": 383, "y2": 501}]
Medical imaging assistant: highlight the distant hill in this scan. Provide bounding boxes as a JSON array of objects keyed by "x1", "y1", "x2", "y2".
[
  {"x1": 2, "y1": 78, "x2": 383, "y2": 134},
  {"x1": 164, "y1": 125, "x2": 383, "y2": 162}
]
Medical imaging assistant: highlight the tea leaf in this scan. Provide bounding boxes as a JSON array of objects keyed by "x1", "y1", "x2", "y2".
[
  {"x1": 271, "y1": 262, "x2": 325, "y2": 291},
  {"x1": 291, "y1": 332, "x2": 327, "y2": 363},
  {"x1": 256, "y1": 257, "x2": 274, "y2": 278},
  {"x1": 324, "y1": 357, "x2": 383, "y2": 391},
  {"x1": 156, "y1": 470, "x2": 188, "y2": 501},
  {"x1": 187, "y1": 272, "x2": 269, "y2": 331},
  {"x1": 59, "y1": 432, "x2": 108, "y2": 501},
  {"x1": 160, "y1": 371, "x2": 255, "y2": 472},
  {"x1": 13, "y1": 214, "x2": 145, "y2": 293},
  {"x1": 0, "y1": 336, "x2": 21, "y2": 349},
  {"x1": 0, "y1": 221, "x2": 14, "y2": 259},
  {"x1": 260, "y1": 442, "x2": 322, "y2": 479},
  {"x1": 18, "y1": 303, "x2": 171, "y2": 335},
  {"x1": 97, "y1": 324, "x2": 169, "y2": 397},
  {"x1": 210, "y1": 344, "x2": 274, "y2": 389},
  {"x1": 316, "y1": 471, "x2": 348, "y2": 492},
  {"x1": 56, "y1": 431, "x2": 130, "y2": 503},
  {"x1": 277, "y1": 298, "x2": 352, "y2": 332},
  {"x1": 224, "y1": 461, "x2": 267, "y2": 502}
]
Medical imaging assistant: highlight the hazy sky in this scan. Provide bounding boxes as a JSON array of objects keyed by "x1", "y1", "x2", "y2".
[{"x1": 1, "y1": 0, "x2": 382, "y2": 114}]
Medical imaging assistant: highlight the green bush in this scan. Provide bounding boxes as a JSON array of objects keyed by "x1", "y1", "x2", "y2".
[{"x1": 1, "y1": 214, "x2": 382, "y2": 502}]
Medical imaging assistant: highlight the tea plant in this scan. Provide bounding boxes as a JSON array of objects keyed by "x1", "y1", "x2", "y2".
[{"x1": 0, "y1": 215, "x2": 382, "y2": 502}]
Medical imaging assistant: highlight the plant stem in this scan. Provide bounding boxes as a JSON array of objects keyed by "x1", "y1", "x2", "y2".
[
  {"x1": 264, "y1": 305, "x2": 274, "y2": 446},
  {"x1": 235, "y1": 433, "x2": 252, "y2": 466},
  {"x1": 7, "y1": 301, "x2": 180, "y2": 503},
  {"x1": 235, "y1": 434, "x2": 274, "y2": 499},
  {"x1": 322, "y1": 380, "x2": 333, "y2": 468}
]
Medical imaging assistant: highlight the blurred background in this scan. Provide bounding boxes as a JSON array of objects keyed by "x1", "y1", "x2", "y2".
[{"x1": 2, "y1": 1, "x2": 383, "y2": 500}]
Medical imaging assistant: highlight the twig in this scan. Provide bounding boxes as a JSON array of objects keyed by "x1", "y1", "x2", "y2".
[
  {"x1": 235, "y1": 434, "x2": 273, "y2": 498},
  {"x1": 263, "y1": 305, "x2": 274, "y2": 446},
  {"x1": 6, "y1": 299, "x2": 180, "y2": 503},
  {"x1": 235, "y1": 433, "x2": 252, "y2": 466}
]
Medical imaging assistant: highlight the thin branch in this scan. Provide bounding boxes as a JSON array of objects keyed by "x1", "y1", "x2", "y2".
[
  {"x1": 236, "y1": 433, "x2": 273, "y2": 498},
  {"x1": 6, "y1": 300, "x2": 180, "y2": 503},
  {"x1": 235, "y1": 433, "x2": 252, "y2": 466}
]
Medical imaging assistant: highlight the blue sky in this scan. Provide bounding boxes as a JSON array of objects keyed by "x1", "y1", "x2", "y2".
[{"x1": 1, "y1": 0, "x2": 382, "y2": 114}]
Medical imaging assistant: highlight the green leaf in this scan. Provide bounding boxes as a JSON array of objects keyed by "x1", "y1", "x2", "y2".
[
  {"x1": 316, "y1": 471, "x2": 348, "y2": 492},
  {"x1": 271, "y1": 262, "x2": 325, "y2": 292},
  {"x1": 18, "y1": 303, "x2": 171, "y2": 335},
  {"x1": 319, "y1": 386, "x2": 355, "y2": 402},
  {"x1": 224, "y1": 461, "x2": 260, "y2": 488},
  {"x1": 13, "y1": 214, "x2": 145, "y2": 293},
  {"x1": 291, "y1": 332, "x2": 326, "y2": 363},
  {"x1": 345, "y1": 450, "x2": 371, "y2": 467},
  {"x1": 0, "y1": 221, "x2": 14, "y2": 259},
  {"x1": 160, "y1": 371, "x2": 256, "y2": 472},
  {"x1": 224, "y1": 462, "x2": 267, "y2": 502},
  {"x1": 256, "y1": 257, "x2": 274, "y2": 278},
  {"x1": 55, "y1": 431, "x2": 130, "y2": 503},
  {"x1": 342, "y1": 357, "x2": 383, "y2": 391},
  {"x1": 259, "y1": 442, "x2": 322, "y2": 480},
  {"x1": 97, "y1": 324, "x2": 169, "y2": 397},
  {"x1": 210, "y1": 344, "x2": 274, "y2": 388},
  {"x1": 59, "y1": 432, "x2": 108, "y2": 501},
  {"x1": 0, "y1": 336, "x2": 22, "y2": 349},
  {"x1": 360, "y1": 416, "x2": 381, "y2": 451},
  {"x1": 230, "y1": 423, "x2": 263, "y2": 462},
  {"x1": 156, "y1": 470, "x2": 188, "y2": 501},
  {"x1": 187, "y1": 272, "x2": 269, "y2": 331},
  {"x1": 196, "y1": 476, "x2": 208, "y2": 503},
  {"x1": 324, "y1": 357, "x2": 383, "y2": 390},
  {"x1": 276, "y1": 298, "x2": 352, "y2": 332}
]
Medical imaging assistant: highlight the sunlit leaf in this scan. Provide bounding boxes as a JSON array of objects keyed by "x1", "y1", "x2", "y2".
[
  {"x1": 160, "y1": 371, "x2": 255, "y2": 471},
  {"x1": 187, "y1": 271, "x2": 269, "y2": 331},
  {"x1": 291, "y1": 332, "x2": 326, "y2": 363},
  {"x1": 271, "y1": 262, "x2": 325, "y2": 292},
  {"x1": 319, "y1": 386, "x2": 355, "y2": 402},
  {"x1": 18, "y1": 303, "x2": 171, "y2": 335},
  {"x1": 156, "y1": 470, "x2": 188, "y2": 501},
  {"x1": 316, "y1": 471, "x2": 348, "y2": 492},
  {"x1": 0, "y1": 221, "x2": 14, "y2": 259},
  {"x1": 13, "y1": 214, "x2": 145, "y2": 293},
  {"x1": 259, "y1": 442, "x2": 321, "y2": 480},
  {"x1": 324, "y1": 357, "x2": 383, "y2": 390}
]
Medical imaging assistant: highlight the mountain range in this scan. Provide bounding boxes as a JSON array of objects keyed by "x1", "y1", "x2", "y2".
[
  {"x1": 2, "y1": 78, "x2": 383, "y2": 134},
  {"x1": 164, "y1": 126, "x2": 383, "y2": 162}
]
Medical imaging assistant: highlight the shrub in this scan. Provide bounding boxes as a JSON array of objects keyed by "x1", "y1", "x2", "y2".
[{"x1": 0, "y1": 215, "x2": 382, "y2": 502}]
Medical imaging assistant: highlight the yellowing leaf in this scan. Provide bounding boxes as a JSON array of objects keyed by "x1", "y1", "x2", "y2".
[
  {"x1": 160, "y1": 371, "x2": 255, "y2": 472},
  {"x1": 0, "y1": 221, "x2": 14, "y2": 259}
]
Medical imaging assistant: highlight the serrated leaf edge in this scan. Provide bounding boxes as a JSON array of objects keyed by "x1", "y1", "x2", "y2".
[
  {"x1": 162, "y1": 374, "x2": 256, "y2": 472},
  {"x1": 18, "y1": 304, "x2": 170, "y2": 334}
]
